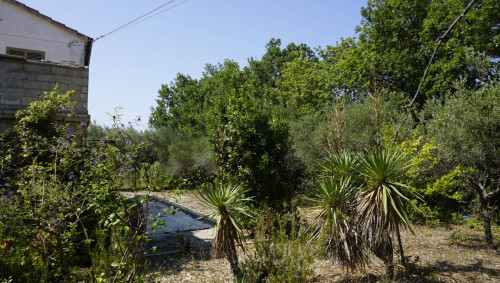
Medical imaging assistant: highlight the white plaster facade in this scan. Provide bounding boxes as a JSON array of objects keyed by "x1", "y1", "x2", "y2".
[{"x1": 0, "y1": 0, "x2": 92, "y2": 66}]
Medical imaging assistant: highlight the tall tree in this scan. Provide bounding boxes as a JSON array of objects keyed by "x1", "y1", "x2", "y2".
[{"x1": 423, "y1": 79, "x2": 500, "y2": 249}]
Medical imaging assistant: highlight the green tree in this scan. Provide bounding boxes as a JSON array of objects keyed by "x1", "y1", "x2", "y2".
[
  {"x1": 209, "y1": 92, "x2": 293, "y2": 210},
  {"x1": 332, "y1": 0, "x2": 499, "y2": 105},
  {"x1": 423, "y1": 80, "x2": 500, "y2": 249},
  {"x1": 248, "y1": 38, "x2": 318, "y2": 90},
  {"x1": 149, "y1": 74, "x2": 201, "y2": 129}
]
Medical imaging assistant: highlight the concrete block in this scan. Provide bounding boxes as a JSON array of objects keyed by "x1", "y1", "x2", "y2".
[
  {"x1": 23, "y1": 80, "x2": 40, "y2": 89},
  {"x1": 23, "y1": 89, "x2": 40, "y2": 98},
  {"x1": 52, "y1": 67, "x2": 70, "y2": 76},
  {"x1": 2, "y1": 110, "x2": 18, "y2": 115},
  {"x1": 7, "y1": 71, "x2": 27, "y2": 79},
  {"x1": 0, "y1": 62, "x2": 21, "y2": 71},
  {"x1": 4, "y1": 79, "x2": 20, "y2": 88},
  {"x1": 1, "y1": 96, "x2": 21, "y2": 105},
  {"x1": 22, "y1": 64, "x2": 42, "y2": 72},
  {"x1": 53, "y1": 75, "x2": 71, "y2": 84},
  {"x1": 57, "y1": 83, "x2": 69, "y2": 91},
  {"x1": 75, "y1": 77, "x2": 88, "y2": 85},
  {"x1": 22, "y1": 96, "x2": 38, "y2": 105},
  {"x1": 80, "y1": 85, "x2": 88, "y2": 94},
  {"x1": 37, "y1": 73, "x2": 55, "y2": 82},
  {"x1": 41, "y1": 81, "x2": 54, "y2": 90},
  {"x1": 81, "y1": 70, "x2": 89, "y2": 79}
]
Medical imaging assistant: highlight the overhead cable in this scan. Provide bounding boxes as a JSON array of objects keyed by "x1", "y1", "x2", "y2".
[{"x1": 93, "y1": 0, "x2": 178, "y2": 42}]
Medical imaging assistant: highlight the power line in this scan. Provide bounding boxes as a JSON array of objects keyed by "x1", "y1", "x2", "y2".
[
  {"x1": 0, "y1": 32, "x2": 84, "y2": 46},
  {"x1": 93, "y1": 0, "x2": 185, "y2": 42},
  {"x1": 126, "y1": 0, "x2": 190, "y2": 29}
]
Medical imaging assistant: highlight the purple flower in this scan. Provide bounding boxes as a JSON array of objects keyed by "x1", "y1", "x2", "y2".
[
  {"x1": 104, "y1": 135, "x2": 109, "y2": 139},
  {"x1": 137, "y1": 117, "x2": 141, "y2": 121},
  {"x1": 51, "y1": 147, "x2": 56, "y2": 153},
  {"x1": 113, "y1": 115, "x2": 116, "y2": 120},
  {"x1": 121, "y1": 124, "x2": 125, "y2": 127}
]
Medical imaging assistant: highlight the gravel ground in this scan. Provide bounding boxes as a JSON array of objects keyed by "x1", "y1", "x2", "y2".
[{"x1": 125, "y1": 190, "x2": 500, "y2": 282}]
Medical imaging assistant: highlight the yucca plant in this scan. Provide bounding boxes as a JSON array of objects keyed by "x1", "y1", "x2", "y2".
[
  {"x1": 310, "y1": 176, "x2": 369, "y2": 271},
  {"x1": 198, "y1": 182, "x2": 252, "y2": 276},
  {"x1": 355, "y1": 148, "x2": 415, "y2": 277},
  {"x1": 319, "y1": 151, "x2": 359, "y2": 181}
]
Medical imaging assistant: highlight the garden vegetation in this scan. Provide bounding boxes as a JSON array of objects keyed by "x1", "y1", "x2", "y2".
[{"x1": 1, "y1": 0, "x2": 499, "y2": 281}]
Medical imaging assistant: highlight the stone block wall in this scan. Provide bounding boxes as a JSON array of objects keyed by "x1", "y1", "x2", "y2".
[{"x1": 0, "y1": 55, "x2": 90, "y2": 132}]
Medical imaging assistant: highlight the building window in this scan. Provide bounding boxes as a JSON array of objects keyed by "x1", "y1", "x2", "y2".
[{"x1": 6, "y1": 47, "x2": 45, "y2": 61}]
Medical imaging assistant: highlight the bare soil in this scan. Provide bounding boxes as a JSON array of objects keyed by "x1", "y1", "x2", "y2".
[{"x1": 129, "y1": 190, "x2": 500, "y2": 282}]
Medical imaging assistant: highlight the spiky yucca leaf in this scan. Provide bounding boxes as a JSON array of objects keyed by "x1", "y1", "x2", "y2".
[
  {"x1": 198, "y1": 183, "x2": 252, "y2": 258},
  {"x1": 356, "y1": 148, "x2": 414, "y2": 248},
  {"x1": 310, "y1": 177, "x2": 369, "y2": 270},
  {"x1": 319, "y1": 152, "x2": 359, "y2": 181}
]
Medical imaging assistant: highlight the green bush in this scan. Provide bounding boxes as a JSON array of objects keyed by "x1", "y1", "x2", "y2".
[
  {"x1": 0, "y1": 88, "x2": 151, "y2": 282},
  {"x1": 241, "y1": 213, "x2": 314, "y2": 282}
]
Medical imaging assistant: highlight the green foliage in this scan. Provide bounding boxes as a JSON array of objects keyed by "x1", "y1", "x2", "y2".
[
  {"x1": 345, "y1": 0, "x2": 500, "y2": 104},
  {"x1": 0, "y1": 88, "x2": 152, "y2": 282},
  {"x1": 249, "y1": 38, "x2": 318, "y2": 90},
  {"x1": 199, "y1": 182, "x2": 252, "y2": 252},
  {"x1": 422, "y1": 79, "x2": 500, "y2": 247},
  {"x1": 240, "y1": 213, "x2": 314, "y2": 282},
  {"x1": 310, "y1": 174, "x2": 368, "y2": 270},
  {"x1": 208, "y1": 92, "x2": 293, "y2": 210},
  {"x1": 356, "y1": 148, "x2": 415, "y2": 239},
  {"x1": 198, "y1": 182, "x2": 252, "y2": 275}
]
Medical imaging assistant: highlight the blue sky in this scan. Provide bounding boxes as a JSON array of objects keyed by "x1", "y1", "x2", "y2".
[{"x1": 19, "y1": 0, "x2": 367, "y2": 128}]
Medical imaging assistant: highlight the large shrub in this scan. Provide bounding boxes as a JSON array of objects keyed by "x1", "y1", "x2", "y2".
[
  {"x1": 209, "y1": 93, "x2": 293, "y2": 210},
  {"x1": 0, "y1": 88, "x2": 151, "y2": 282}
]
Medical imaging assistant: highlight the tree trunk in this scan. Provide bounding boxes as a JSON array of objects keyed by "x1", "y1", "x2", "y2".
[
  {"x1": 396, "y1": 225, "x2": 406, "y2": 265},
  {"x1": 479, "y1": 195, "x2": 495, "y2": 249},
  {"x1": 227, "y1": 252, "x2": 241, "y2": 277},
  {"x1": 372, "y1": 237, "x2": 394, "y2": 279}
]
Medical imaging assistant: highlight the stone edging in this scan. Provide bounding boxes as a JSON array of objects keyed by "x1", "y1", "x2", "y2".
[{"x1": 146, "y1": 195, "x2": 216, "y2": 226}]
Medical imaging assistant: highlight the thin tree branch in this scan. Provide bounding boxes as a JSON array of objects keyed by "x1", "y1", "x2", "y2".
[{"x1": 391, "y1": 0, "x2": 477, "y2": 146}]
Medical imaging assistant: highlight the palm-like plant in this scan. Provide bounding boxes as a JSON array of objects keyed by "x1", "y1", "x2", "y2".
[
  {"x1": 198, "y1": 182, "x2": 252, "y2": 276},
  {"x1": 355, "y1": 148, "x2": 414, "y2": 277},
  {"x1": 319, "y1": 151, "x2": 359, "y2": 181},
  {"x1": 311, "y1": 176, "x2": 369, "y2": 271}
]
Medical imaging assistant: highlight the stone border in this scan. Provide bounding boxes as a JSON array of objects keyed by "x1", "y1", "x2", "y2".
[{"x1": 146, "y1": 195, "x2": 216, "y2": 226}]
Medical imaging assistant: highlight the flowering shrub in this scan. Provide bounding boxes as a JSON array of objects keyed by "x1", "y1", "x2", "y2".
[{"x1": 0, "y1": 88, "x2": 152, "y2": 282}]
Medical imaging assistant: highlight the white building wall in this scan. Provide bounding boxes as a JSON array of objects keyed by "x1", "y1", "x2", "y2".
[{"x1": 0, "y1": 0, "x2": 87, "y2": 65}]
